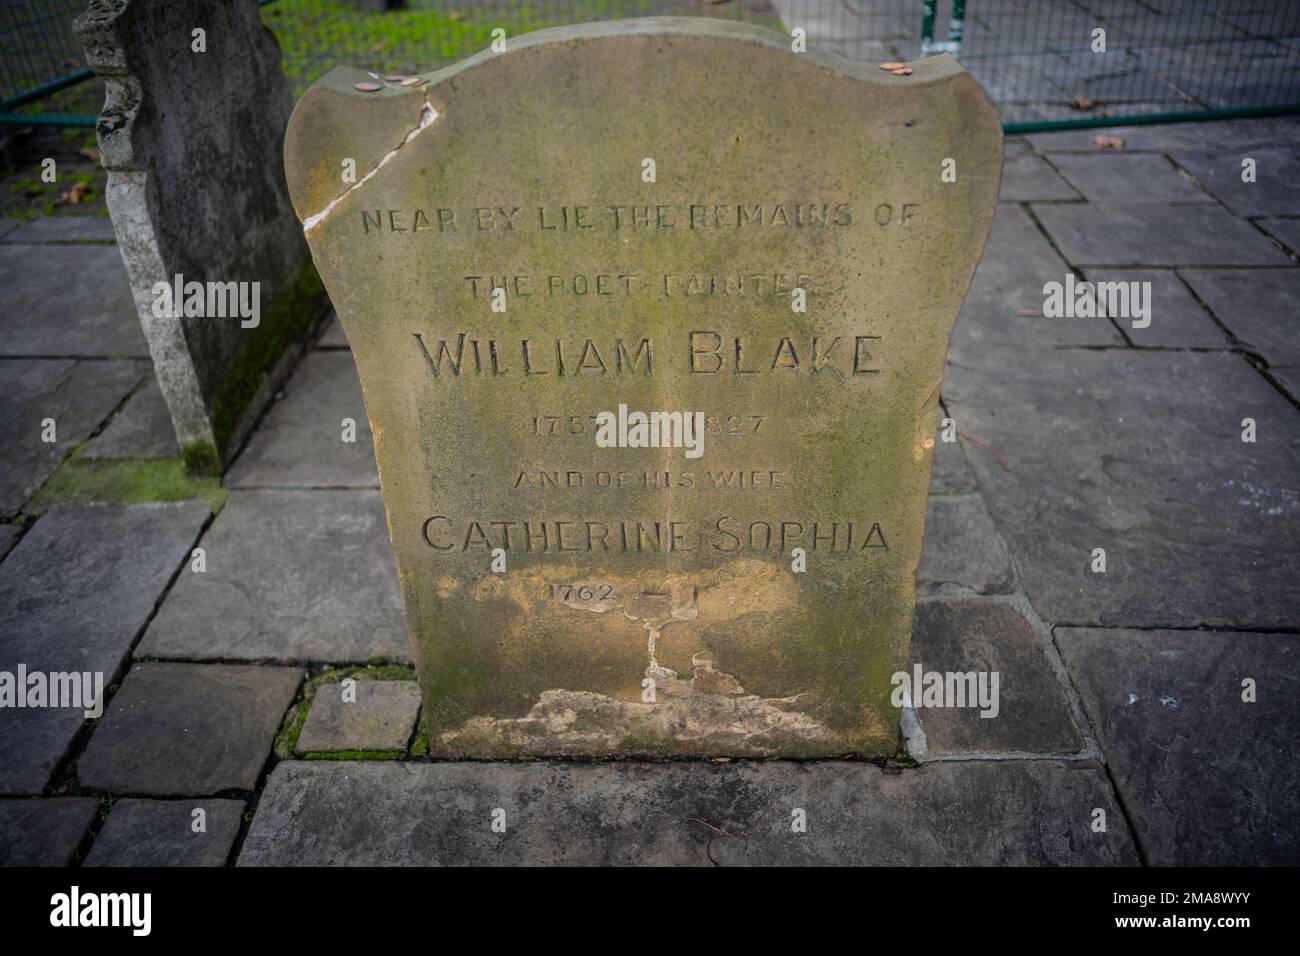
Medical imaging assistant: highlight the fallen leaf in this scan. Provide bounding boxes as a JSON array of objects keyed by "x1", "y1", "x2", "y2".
[
  {"x1": 1092, "y1": 134, "x2": 1125, "y2": 150},
  {"x1": 1070, "y1": 95, "x2": 1095, "y2": 110},
  {"x1": 58, "y1": 181, "x2": 88, "y2": 205}
]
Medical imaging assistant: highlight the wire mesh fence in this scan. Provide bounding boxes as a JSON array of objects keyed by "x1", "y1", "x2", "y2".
[
  {"x1": 0, "y1": 0, "x2": 103, "y2": 125},
  {"x1": 2, "y1": 1, "x2": 1299, "y2": 131}
]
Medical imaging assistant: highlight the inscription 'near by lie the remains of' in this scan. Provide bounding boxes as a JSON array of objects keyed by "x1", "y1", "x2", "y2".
[{"x1": 358, "y1": 201, "x2": 878, "y2": 235}]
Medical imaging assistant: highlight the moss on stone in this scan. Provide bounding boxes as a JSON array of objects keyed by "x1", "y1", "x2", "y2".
[
  {"x1": 181, "y1": 439, "x2": 220, "y2": 477},
  {"x1": 209, "y1": 261, "x2": 327, "y2": 459},
  {"x1": 26, "y1": 458, "x2": 224, "y2": 514}
]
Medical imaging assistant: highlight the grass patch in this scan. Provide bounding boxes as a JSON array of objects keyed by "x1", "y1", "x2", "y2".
[{"x1": 25, "y1": 458, "x2": 225, "y2": 514}]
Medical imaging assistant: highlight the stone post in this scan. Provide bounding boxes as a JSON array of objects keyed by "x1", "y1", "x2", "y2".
[{"x1": 74, "y1": 0, "x2": 326, "y2": 473}]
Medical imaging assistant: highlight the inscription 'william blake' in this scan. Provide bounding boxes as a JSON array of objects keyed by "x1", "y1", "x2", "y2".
[{"x1": 413, "y1": 332, "x2": 883, "y2": 378}]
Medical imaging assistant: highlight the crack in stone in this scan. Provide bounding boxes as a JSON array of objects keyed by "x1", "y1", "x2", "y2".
[{"x1": 302, "y1": 96, "x2": 439, "y2": 232}]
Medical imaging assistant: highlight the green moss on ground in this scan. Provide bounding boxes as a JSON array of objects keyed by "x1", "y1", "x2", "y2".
[{"x1": 25, "y1": 458, "x2": 225, "y2": 514}]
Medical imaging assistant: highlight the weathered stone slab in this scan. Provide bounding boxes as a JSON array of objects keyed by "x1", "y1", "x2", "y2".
[
  {"x1": 0, "y1": 359, "x2": 143, "y2": 515},
  {"x1": 0, "y1": 244, "x2": 147, "y2": 357},
  {"x1": 1181, "y1": 268, "x2": 1300, "y2": 367},
  {"x1": 317, "y1": 313, "x2": 350, "y2": 349},
  {"x1": 949, "y1": 206, "x2": 1124, "y2": 360},
  {"x1": 1273, "y1": 366, "x2": 1300, "y2": 402},
  {"x1": 284, "y1": 20, "x2": 1002, "y2": 756},
  {"x1": 0, "y1": 798, "x2": 99, "y2": 866},
  {"x1": 239, "y1": 759, "x2": 1138, "y2": 866},
  {"x1": 1174, "y1": 146, "x2": 1300, "y2": 217},
  {"x1": 74, "y1": 0, "x2": 325, "y2": 471},
  {"x1": 138, "y1": 490, "x2": 408, "y2": 664},
  {"x1": 998, "y1": 154, "x2": 1080, "y2": 203},
  {"x1": 78, "y1": 663, "x2": 302, "y2": 795},
  {"x1": 0, "y1": 502, "x2": 210, "y2": 794},
  {"x1": 227, "y1": 351, "x2": 377, "y2": 488},
  {"x1": 1026, "y1": 118, "x2": 1300, "y2": 154},
  {"x1": 0, "y1": 523, "x2": 21, "y2": 561},
  {"x1": 1049, "y1": 154, "x2": 1213, "y2": 204},
  {"x1": 917, "y1": 495, "x2": 1014, "y2": 596},
  {"x1": 929, "y1": 418, "x2": 976, "y2": 494},
  {"x1": 1, "y1": 215, "x2": 118, "y2": 243},
  {"x1": 1058, "y1": 628, "x2": 1300, "y2": 866},
  {"x1": 84, "y1": 798, "x2": 245, "y2": 867},
  {"x1": 295, "y1": 680, "x2": 421, "y2": 754},
  {"x1": 944, "y1": 350, "x2": 1300, "y2": 630},
  {"x1": 1259, "y1": 218, "x2": 1300, "y2": 254},
  {"x1": 1080, "y1": 269, "x2": 1229, "y2": 349},
  {"x1": 909, "y1": 598, "x2": 1082, "y2": 756},
  {"x1": 83, "y1": 376, "x2": 180, "y2": 459},
  {"x1": 1033, "y1": 204, "x2": 1290, "y2": 267}
]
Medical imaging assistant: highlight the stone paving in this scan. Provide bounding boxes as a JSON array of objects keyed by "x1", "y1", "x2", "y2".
[
  {"x1": 771, "y1": 0, "x2": 1300, "y2": 125},
  {"x1": 0, "y1": 117, "x2": 1297, "y2": 865}
]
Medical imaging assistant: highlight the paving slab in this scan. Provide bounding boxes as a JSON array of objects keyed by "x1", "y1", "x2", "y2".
[
  {"x1": 1049, "y1": 153, "x2": 1212, "y2": 204},
  {"x1": 930, "y1": 424, "x2": 977, "y2": 494},
  {"x1": 1272, "y1": 366, "x2": 1300, "y2": 401},
  {"x1": 1, "y1": 216, "x2": 117, "y2": 243},
  {"x1": 0, "y1": 358, "x2": 144, "y2": 515},
  {"x1": 0, "y1": 502, "x2": 211, "y2": 794},
  {"x1": 1258, "y1": 217, "x2": 1300, "y2": 253},
  {"x1": 1180, "y1": 268, "x2": 1300, "y2": 366},
  {"x1": 83, "y1": 376, "x2": 179, "y2": 459},
  {"x1": 1034, "y1": 203, "x2": 1291, "y2": 267},
  {"x1": 0, "y1": 522, "x2": 21, "y2": 560},
  {"x1": 999, "y1": 153, "x2": 1081, "y2": 203},
  {"x1": 1027, "y1": 117, "x2": 1300, "y2": 154},
  {"x1": 239, "y1": 759, "x2": 1138, "y2": 866},
  {"x1": 1082, "y1": 268, "x2": 1230, "y2": 348},
  {"x1": 1173, "y1": 147, "x2": 1300, "y2": 217},
  {"x1": 944, "y1": 350, "x2": 1300, "y2": 630},
  {"x1": 295, "y1": 680, "x2": 421, "y2": 754},
  {"x1": 0, "y1": 797, "x2": 99, "y2": 866},
  {"x1": 77, "y1": 662, "x2": 302, "y2": 796},
  {"x1": 138, "y1": 489, "x2": 409, "y2": 664},
  {"x1": 1058, "y1": 628, "x2": 1300, "y2": 866},
  {"x1": 949, "y1": 205, "x2": 1124, "y2": 360},
  {"x1": 317, "y1": 313, "x2": 349, "y2": 349},
  {"x1": 226, "y1": 350, "x2": 377, "y2": 488},
  {"x1": 84, "y1": 798, "x2": 244, "y2": 867},
  {"x1": 918, "y1": 495, "x2": 1015, "y2": 596},
  {"x1": 910, "y1": 598, "x2": 1082, "y2": 756},
  {"x1": 0, "y1": 244, "x2": 147, "y2": 357}
]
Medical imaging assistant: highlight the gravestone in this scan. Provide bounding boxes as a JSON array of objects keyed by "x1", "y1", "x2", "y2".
[
  {"x1": 74, "y1": 0, "x2": 325, "y2": 473},
  {"x1": 284, "y1": 18, "x2": 1001, "y2": 757}
]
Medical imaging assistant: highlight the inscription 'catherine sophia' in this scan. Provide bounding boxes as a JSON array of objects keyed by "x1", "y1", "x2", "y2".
[{"x1": 412, "y1": 332, "x2": 882, "y2": 377}]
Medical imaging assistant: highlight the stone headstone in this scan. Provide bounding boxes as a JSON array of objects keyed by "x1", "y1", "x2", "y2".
[
  {"x1": 284, "y1": 19, "x2": 1001, "y2": 757},
  {"x1": 74, "y1": 0, "x2": 326, "y2": 473}
]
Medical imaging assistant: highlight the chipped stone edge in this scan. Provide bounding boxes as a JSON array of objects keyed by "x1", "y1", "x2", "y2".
[{"x1": 302, "y1": 96, "x2": 440, "y2": 233}]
